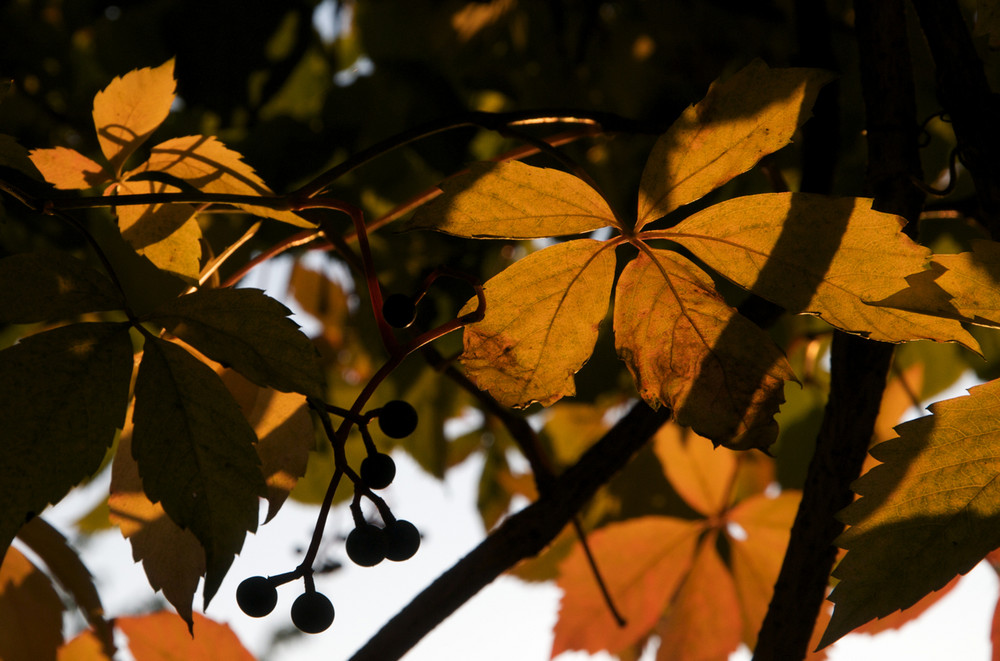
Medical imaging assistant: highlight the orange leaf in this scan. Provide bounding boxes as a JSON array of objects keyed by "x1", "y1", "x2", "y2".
[
  {"x1": 92, "y1": 59, "x2": 176, "y2": 176},
  {"x1": 118, "y1": 611, "x2": 256, "y2": 661},
  {"x1": 552, "y1": 516, "x2": 703, "y2": 656},
  {"x1": 614, "y1": 248, "x2": 796, "y2": 450},
  {"x1": 653, "y1": 421, "x2": 738, "y2": 516},
  {"x1": 29, "y1": 146, "x2": 109, "y2": 189},
  {"x1": 0, "y1": 546, "x2": 65, "y2": 661},
  {"x1": 58, "y1": 629, "x2": 113, "y2": 661},
  {"x1": 655, "y1": 531, "x2": 743, "y2": 661},
  {"x1": 460, "y1": 239, "x2": 616, "y2": 407}
]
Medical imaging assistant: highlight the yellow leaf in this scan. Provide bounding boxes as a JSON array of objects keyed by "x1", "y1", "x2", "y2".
[
  {"x1": 636, "y1": 60, "x2": 835, "y2": 229},
  {"x1": 655, "y1": 531, "x2": 743, "y2": 661},
  {"x1": 542, "y1": 402, "x2": 611, "y2": 467},
  {"x1": 656, "y1": 192, "x2": 979, "y2": 350},
  {"x1": 58, "y1": 629, "x2": 113, "y2": 661},
  {"x1": 727, "y1": 491, "x2": 801, "y2": 647},
  {"x1": 821, "y1": 378, "x2": 1000, "y2": 647},
  {"x1": 552, "y1": 516, "x2": 703, "y2": 656},
  {"x1": 29, "y1": 146, "x2": 109, "y2": 189},
  {"x1": 130, "y1": 135, "x2": 313, "y2": 227},
  {"x1": 118, "y1": 611, "x2": 256, "y2": 661},
  {"x1": 653, "y1": 421, "x2": 738, "y2": 516},
  {"x1": 0, "y1": 546, "x2": 65, "y2": 661},
  {"x1": 460, "y1": 239, "x2": 616, "y2": 407},
  {"x1": 114, "y1": 177, "x2": 202, "y2": 281},
  {"x1": 409, "y1": 161, "x2": 618, "y2": 238},
  {"x1": 92, "y1": 59, "x2": 176, "y2": 176},
  {"x1": 614, "y1": 248, "x2": 796, "y2": 450}
]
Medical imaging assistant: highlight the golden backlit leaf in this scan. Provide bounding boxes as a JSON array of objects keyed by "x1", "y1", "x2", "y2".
[
  {"x1": 92, "y1": 59, "x2": 176, "y2": 176},
  {"x1": 0, "y1": 547, "x2": 65, "y2": 661},
  {"x1": 727, "y1": 491, "x2": 801, "y2": 647},
  {"x1": 29, "y1": 146, "x2": 109, "y2": 189},
  {"x1": 460, "y1": 239, "x2": 616, "y2": 407},
  {"x1": 552, "y1": 516, "x2": 703, "y2": 657},
  {"x1": 653, "y1": 421, "x2": 738, "y2": 516},
  {"x1": 656, "y1": 193, "x2": 979, "y2": 350},
  {"x1": 614, "y1": 248, "x2": 796, "y2": 450},
  {"x1": 821, "y1": 378, "x2": 1000, "y2": 647},
  {"x1": 58, "y1": 629, "x2": 113, "y2": 661},
  {"x1": 542, "y1": 402, "x2": 611, "y2": 468},
  {"x1": 636, "y1": 60, "x2": 835, "y2": 229},
  {"x1": 655, "y1": 532, "x2": 742, "y2": 661},
  {"x1": 410, "y1": 161, "x2": 618, "y2": 238},
  {"x1": 118, "y1": 611, "x2": 256, "y2": 661}
]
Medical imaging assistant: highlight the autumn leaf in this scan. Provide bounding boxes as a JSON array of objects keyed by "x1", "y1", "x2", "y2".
[
  {"x1": 0, "y1": 547, "x2": 65, "y2": 661},
  {"x1": 131, "y1": 336, "x2": 265, "y2": 605},
  {"x1": 460, "y1": 239, "x2": 616, "y2": 407},
  {"x1": 409, "y1": 160, "x2": 618, "y2": 237},
  {"x1": 653, "y1": 421, "x2": 737, "y2": 515},
  {"x1": 117, "y1": 611, "x2": 256, "y2": 661},
  {"x1": 614, "y1": 248, "x2": 796, "y2": 450},
  {"x1": 0, "y1": 322, "x2": 133, "y2": 558},
  {"x1": 636, "y1": 59, "x2": 835, "y2": 229},
  {"x1": 651, "y1": 192, "x2": 979, "y2": 349},
  {"x1": 818, "y1": 377, "x2": 1000, "y2": 647},
  {"x1": 0, "y1": 252, "x2": 124, "y2": 323},
  {"x1": 58, "y1": 629, "x2": 113, "y2": 661},
  {"x1": 146, "y1": 287, "x2": 326, "y2": 399},
  {"x1": 552, "y1": 516, "x2": 703, "y2": 656},
  {"x1": 28, "y1": 146, "x2": 108, "y2": 189}
]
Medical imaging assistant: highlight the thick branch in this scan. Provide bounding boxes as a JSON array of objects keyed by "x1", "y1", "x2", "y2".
[{"x1": 349, "y1": 401, "x2": 670, "y2": 661}]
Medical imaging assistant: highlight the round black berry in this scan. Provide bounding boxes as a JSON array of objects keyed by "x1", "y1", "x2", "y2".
[
  {"x1": 361, "y1": 452, "x2": 396, "y2": 489},
  {"x1": 384, "y1": 519, "x2": 421, "y2": 562},
  {"x1": 346, "y1": 523, "x2": 387, "y2": 567},
  {"x1": 236, "y1": 576, "x2": 278, "y2": 618},
  {"x1": 291, "y1": 591, "x2": 335, "y2": 634},
  {"x1": 382, "y1": 293, "x2": 417, "y2": 329},
  {"x1": 377, "y1": 400, "x2": 418, "y2": 439}
]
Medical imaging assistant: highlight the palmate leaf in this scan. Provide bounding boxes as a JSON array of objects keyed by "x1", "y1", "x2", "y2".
[
  {"x1": 651, "y1": 192, "x2": 979, "y2": 350},
  {"x1": 0, "y1": 252, "x2": 124, "y2": 323},
  {"x1": 409, "y1": 160, "x2": 619, "y2": 237},
  {"x1": 114, "y1": 178, "x2": 202, "y2": 281},
  {"x1": 636, "y1": 59, "x2": 835, "y2": 229},
  {"x1": 131, "y1": 337, "x2": 265, "y2": 605},
  {"x1": 614, "y1": 248, "x2": 796, "y2": 451},
  {"x1": 0, "y1": 322, "x2": 133, "y2": 558},
  {"x1": 459, "y1": 239, "x2": 616, "y2": 407},
  {"x1": 820, "y1": 377, "x2": 1000, "y2": 647}
]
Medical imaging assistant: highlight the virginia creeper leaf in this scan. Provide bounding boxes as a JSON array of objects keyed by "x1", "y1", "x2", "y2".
[
  {"x1": 654, "y1": 531, "x2": 743, "y2": 661},
  {"x1": 113, "y1": 177, "x2": 202, "y2": 281},
  {"x1": 459, "y1": 239, "x2": 615, "y2": 407},
  {"x1": 614, "y1": 248, "x2": 796, "y2": 450},
  {"x1": 0, "y1": 252, "x2": 124, "y2": 323},
  {"x1": 92, "y1": 59, "x2": 176, "y2": 176},
  {"x1": 0, "y1": 547, "x2": 64, "y2": 661},
  {"x1": 821, "y1": 378, "x2": 1000, "y2": 647},
  {"x1": 0, "y1": 322, "x2": 133, "y2": 559},
  {"x1": 118, "y1": 611, "x2": 256, "y2": 661},
  {"x1": 28, "y1": 146, "x2": 109, "y2": 189},
  {"x1": 653, "y1": 421, "x2": 737, "y2": 516},
  {"x1": 636, "y1": 59, "x2": 835, "y2": 229},
  {"x1": 132, "y1": 337, "x2": 264, "y2": 606},
  {"x1": 552, "y1": 516, "x2": 703, "y2": 657},
  {"x1": 146, "y1": 287, "x2": 326, "y2": 399},
  {"x1": 656, "y1": 192, "x2": 979, "y2": 349},
  {"x1": 409, "y1": 160, "x2": 618, "y2": 237},
  {"x1": 58, "y1": 629, "x2": 113, "y2": 661}
]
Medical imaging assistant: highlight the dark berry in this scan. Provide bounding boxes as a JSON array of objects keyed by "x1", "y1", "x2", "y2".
[
  {"x1": 346, "y1": 524, "x2": 387, "y2": 567},
  {"x1": 382, "y1": 293, "x2": 416, "y2": 329},
  {"x1": 384, "y1": 519, "x2": 421, "y2": 562},
  {"x1": 291, "y1": 591, "x2": 335, "y2": 634},
  {"x1": 377, "y1": 400, "x2": 418, "y2": 439},
  {"x1": 236, "y1": 576, "x2": 278, "y2": 618},
  {"x1": 361, "y1": 452, "x2": 396, "y2": 489}
]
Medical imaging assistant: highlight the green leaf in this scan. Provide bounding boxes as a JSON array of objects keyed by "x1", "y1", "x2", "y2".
[
  {"x1": 613, "y1": 248, "x2": 796, "y2": 451},
  {"x1": 409, "y1": 161, "x2": 618, "y2": 238},
  {"x1": 146, "y1": 288, "x2": 326, "y2": 399},
  {"x1": 820, "y1": 378, "x2": 1000, "y2": 647},
  {"x1": 132, "y1": 337, "x2": 264, "y2": 605},
  {"x1": 0, "y1": 252, "x2": 124, "y2": 323},
  {"x1": 459, "y1": 239, "x2": 616, "y2": 407},
  {"x1": 636, "y1": 59, "x2": 835, "y2": 229},
  {"x1": 0, "y1": 322, "x2": 133, "y2": 558},
  {"x1": 654, "y1": 192, "x2": 979, "y2": 350}
]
